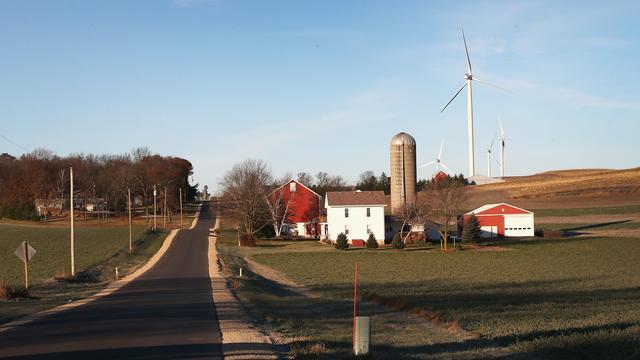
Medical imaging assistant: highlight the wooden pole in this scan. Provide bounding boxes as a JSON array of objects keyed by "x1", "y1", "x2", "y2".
[
  {"x1": 128, "y1": 188, "x2": 132, "y2": 253},
  {"x1": 70, "y1": 167, "x2": 75, "y2": 277},
  {"x1": 179, "y1": 188, "x2": 184, "y2": 229},
  {"x1": 24, "y1": 241, "x2": 29, "y2": 289},
  {"x1": 353, "y1": 259, "x2": 358, "y2": 346},
  {"x1": 163, "y1": 186, "x2": 167, "y2": 229}
]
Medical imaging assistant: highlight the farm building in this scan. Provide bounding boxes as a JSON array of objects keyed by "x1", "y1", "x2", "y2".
[
  {"x1": 268, "y1": 179, "x2": 321, "y2": 237},
  {"x1": 463, "y1": 203, "x2": 535, "y2": 238},
  {"x1": 324, "y1": 190, "x2": 386, "y2": 245}
]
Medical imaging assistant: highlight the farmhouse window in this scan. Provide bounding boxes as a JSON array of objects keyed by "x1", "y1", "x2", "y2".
[
  {"x1": 290, "y1": 182, "x2": 296, "y2": 192},
  {"x1": 366, "y1": 208, "x2": 370, "y2": 217},
  {"x1": 345, "y1": 225, "x2": 350, "y2": 235},
  {"x1": 345, "y1": 208, "x2": 349, "y2": 217},
  {"x1": 367, "y1": 225, "x2": 371, "y2": 234}
]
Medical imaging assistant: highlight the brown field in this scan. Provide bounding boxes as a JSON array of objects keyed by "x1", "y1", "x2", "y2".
[{"x1": 464, "y1": 167, "x2": 640, "y2": 209}]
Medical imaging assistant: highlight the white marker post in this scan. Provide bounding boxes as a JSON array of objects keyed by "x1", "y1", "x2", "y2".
[{"x1": 153, "y1": 185, "x2": 157, "y2": 230}]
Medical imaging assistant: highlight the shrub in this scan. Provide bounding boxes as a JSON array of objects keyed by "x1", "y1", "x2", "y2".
[
  {"x1": 239, "y1": 234, "x2": 256, "y2": 247},
  {"x1": 366, "y1": 233, "x2": 379, "y2": 249},
  {"x1": 462, "y1": 214, "x2": 481, "y2": 243},
  {"x1": 392, "y1": 236, "x2": 405, "y2": 250},
  {"x1": 334, "y1": 233, "x2": 349, "y2": 250},
  {"x1": 0, "y1": 282, "x2": 30, "y2": 300}
]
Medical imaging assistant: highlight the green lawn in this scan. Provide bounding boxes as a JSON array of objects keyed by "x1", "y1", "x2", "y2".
[
  {"x1": 246, "y1": 236, "x2": 640, "y2": 359},
  {"x1": 531, "y1": 205, "x2": 640, "y2": 217},
  {"x1": 0, "y1": 224, "x2": 150, "y2": 285},
  {"x1": 0, "y1": 223, "x2": 167, "y2": 324},
  {"x1": 537, "y1": 222, "x2": 640, "y2": 231}
]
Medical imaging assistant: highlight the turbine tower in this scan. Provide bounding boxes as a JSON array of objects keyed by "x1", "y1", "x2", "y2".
[
  {"x1": 498, "y1": 117, "x2": 506, "y2": 177},
  {"x1": 441, "y1": 29, "x2": 508, "y2": 177},
  {"x1": 419, "y1": 139, "x2": 452, "y2": 175}
]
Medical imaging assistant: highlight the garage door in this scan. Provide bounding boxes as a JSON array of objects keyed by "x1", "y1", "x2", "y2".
[{"x1": 504, "y1": 215, "x2": 534, "y2": 237}]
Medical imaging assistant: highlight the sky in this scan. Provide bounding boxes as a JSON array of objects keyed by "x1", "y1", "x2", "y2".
[{"x1": 1, "y1": 0, "x2": 639, "y2": 191}]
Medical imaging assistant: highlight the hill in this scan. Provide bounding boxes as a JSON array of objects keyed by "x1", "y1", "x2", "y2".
[{"x1": 465, "y1": 167, "x2": 640, "y2": 209}]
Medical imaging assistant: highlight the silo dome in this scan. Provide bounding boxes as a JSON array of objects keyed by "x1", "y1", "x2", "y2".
[{"x1": 390, "y1": 132, "x2": 417, "y2": 146}]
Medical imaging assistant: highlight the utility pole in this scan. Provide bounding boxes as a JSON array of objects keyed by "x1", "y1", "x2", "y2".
[
  {"x1": 128, "y1": 187, "x2": 132, "y2": 253},
  {"x1": 179, "y1": 187, "x2": 184, "y2": 229},
  {"x1": 70, "y1": 167, "x2": 75, "y2": 277},
  {"x1": 153, "y1": 185, "x2": 157, "y2": 230},
  {"x1": 163, "y1": 186, "x2": 167, "y2": 229}
]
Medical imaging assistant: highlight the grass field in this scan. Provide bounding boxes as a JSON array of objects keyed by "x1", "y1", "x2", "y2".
[
  {"x1": 218, "y1": 227, "x2": 640, "y2": 359},
  {"x1": 0, "y1": 223, "x2": 168, "y2": 324},
  {"x1": 531, "y1": 205, "x2": 640, "y2": 217}
]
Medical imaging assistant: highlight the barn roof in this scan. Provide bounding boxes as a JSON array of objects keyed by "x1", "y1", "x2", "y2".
[
  {"x1": 326, "y1": 191, "x2": 386, "y2": 206},
  {"x1": 466, "y1": 203, "x2": 533, "y2": 216},
  {"x1": 268, "y1": 179, "x2": 321, "y2": 198}
]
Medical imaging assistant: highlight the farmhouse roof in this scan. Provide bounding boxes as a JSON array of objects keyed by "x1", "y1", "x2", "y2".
[{"x1": 326, "y1": 191, "x2": 386, "y2": 206}]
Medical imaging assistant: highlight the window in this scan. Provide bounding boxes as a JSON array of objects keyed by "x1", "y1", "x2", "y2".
[
  {"x1": 345, "y1": 208, "x2": 349, "y2": 218},
  {"x1": 345, "y1": 225, "x2": 349, "y2": 235},
  {"x1": 290, "y1": 182, "x2": 296, "y2": 192},
  {"x1": 367, "y1": 224, "x2": 372, "y2": 234},
  {"x1": 366, "y1": 208, "x2": 371, "y2": 217}
]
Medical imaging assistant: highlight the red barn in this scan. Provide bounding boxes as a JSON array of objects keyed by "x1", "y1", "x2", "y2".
[
  {"x1": 432, "y1": 171, "x2": 449, "y2": 183},
  {"x1": 269, "y1": 179, "x2": 321, "y2": 237},
  {"x1": 463, "y1": 203, "x2": 535, "y2": 238}
]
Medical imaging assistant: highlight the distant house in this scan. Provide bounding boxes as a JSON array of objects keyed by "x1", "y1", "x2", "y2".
[
  {"x1": 269, "y1": 179, "x2": 321, "y2": 237},
  {"x1": 34, "y1": 198, "x2": 64, "y2": 216},
  {"x1": 463, "y1": 203, "x2": 535, "y2": 238},
  {"x1": 432, "y1": 170, "x2": 449, "y2": 182},
  {"x1": 324, "y1": 190, "x2": 386, "y2": 245}
]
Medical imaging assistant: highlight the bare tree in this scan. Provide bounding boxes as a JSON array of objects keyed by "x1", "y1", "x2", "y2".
[
  {"x1": 296, "y1": 172, "x2": 313, "y2": 187},
  {"x1": 219, "y1": 159, "x2": 273, "y2": 240},
  {"x1": 423, "y1": 184, "x2": 468, "y2": 250},
  {"x1": 265, "y1": 188, "x2": 294, "y2": 237}
]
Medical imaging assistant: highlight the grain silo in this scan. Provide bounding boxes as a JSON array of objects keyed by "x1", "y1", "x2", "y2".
[{"x1": 390, "y1": 132, "x2": 417, "y2": 215}]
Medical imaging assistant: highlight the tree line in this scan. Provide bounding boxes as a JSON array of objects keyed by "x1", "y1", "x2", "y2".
[{"x1": 0, "y1": 148, "x2": 196, "y2": 221}]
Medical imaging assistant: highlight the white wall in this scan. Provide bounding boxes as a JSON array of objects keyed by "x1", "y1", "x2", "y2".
[{"x1": 326, "y1": 205, "x2": 385, "y2": 244}]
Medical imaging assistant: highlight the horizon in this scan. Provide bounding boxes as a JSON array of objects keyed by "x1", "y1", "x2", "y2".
[{"x1": 1, "y1": 0, "x2": 639, "y2": 190}]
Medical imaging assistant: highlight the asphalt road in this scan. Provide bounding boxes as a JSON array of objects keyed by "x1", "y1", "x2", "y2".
[{"x1": 0, "y1": 204, "x2": 222, "y2": 360}]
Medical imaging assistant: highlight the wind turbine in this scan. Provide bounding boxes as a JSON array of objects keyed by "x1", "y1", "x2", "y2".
[
  {"x1": 498, "y1": 116, "x2": 506, "y2": 177},
  {"x1": 441, "y1": 29, "x2": 508, "y2": 177},
  {"x1": 419, "y1": 139, "x2": 452, "y2": 175},
  {"x1": 485, "y1": 133, "x2": 500, "y2": 178}
]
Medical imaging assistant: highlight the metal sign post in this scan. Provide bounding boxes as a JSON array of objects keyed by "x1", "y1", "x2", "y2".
[{"x1": 15, "y1": 241, "x2": 36, "y2": 289}]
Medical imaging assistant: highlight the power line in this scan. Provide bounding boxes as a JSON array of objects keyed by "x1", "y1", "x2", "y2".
[{"x1": 0, "y1": 133, "x2": 29, "y2": 152}]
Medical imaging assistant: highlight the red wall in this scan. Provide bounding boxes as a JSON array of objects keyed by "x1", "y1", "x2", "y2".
[
  {"x1": 463, "y1": 214, "x2": 505, "y2": 236},
  {"x1": 476, "y1": 204, "x2": 530, "y2": 216},
  {"x1": 270, "y1": 180, "x2": 320, "y2": 225}
]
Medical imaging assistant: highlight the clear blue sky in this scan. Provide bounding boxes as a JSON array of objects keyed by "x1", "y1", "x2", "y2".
[{"x1": 1, "y1": 0, "x2": 638, "y2": 190}]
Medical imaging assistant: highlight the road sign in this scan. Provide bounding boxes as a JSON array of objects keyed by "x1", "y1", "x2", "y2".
[{"x1": 15, "y1": 241, "x2": 36, "y2": 263}]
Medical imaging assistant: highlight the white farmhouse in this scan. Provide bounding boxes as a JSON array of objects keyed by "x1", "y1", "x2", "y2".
[{"x1": 324, "y1": 190, "x2": 386, "y2": 245}]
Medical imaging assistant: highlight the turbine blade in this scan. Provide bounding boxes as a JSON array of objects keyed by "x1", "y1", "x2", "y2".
[
  {"x1": 498, "y1": 116, "x2": 505, "y2": 139},
  {"x1": 438, "y1": 139, "x2": 444, "y2": 159},
  {"x1": 489, "y1": 130, "x2": 498, "y2": 150},
  {"x1": 440, "y1": 162, "x2": 453, "y2": 174},
  {"x1": 441, "y1": 82, "x2": 468, "y2": 112},
  {"x1": 474, "y1": 77, "x2": 513, "y2": 93},
  {"x1": 462, "y1": 28, "x2": 472, "y2": 75},
  {"x1": 419, "y1": 160, "x2": 437, "y2": 168}
]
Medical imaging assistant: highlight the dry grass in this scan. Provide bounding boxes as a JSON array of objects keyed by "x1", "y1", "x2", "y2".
[{"x1": 482, "y1": 168, "x2": 639, "y2": 197}]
